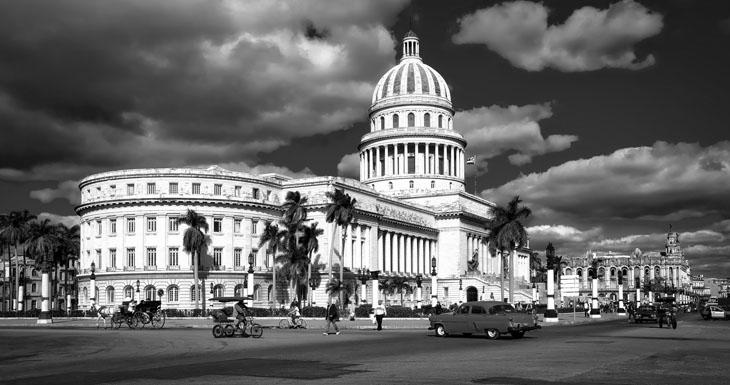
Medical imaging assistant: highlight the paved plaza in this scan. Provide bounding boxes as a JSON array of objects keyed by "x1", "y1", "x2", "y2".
[{"x1": 1, "y1": 313, "x2": 728, "y2": 385}]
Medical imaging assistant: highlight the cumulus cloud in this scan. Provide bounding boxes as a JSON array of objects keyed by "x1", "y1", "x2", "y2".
[
  {"x1": 452, "y1": 0, "x2": 663, "y2": 72},
  {"x1": 37, "y1": 212, "x2": 80, "y2": 228},
  {"x1": 456, "y1": 103, "x2": 577, "y2": 170},
  {"x1": 30, "y1": 180, "x2": 80, "y2": 205},
  {"x1": 528, "y1": 224, "x2": 603, "y2": 243},
  {"x1": 336, "y1": 152, "x2": 360, "y2": 178},
  {"x1": 0, "y1": 0, "x2": 409, "y2": 180}
]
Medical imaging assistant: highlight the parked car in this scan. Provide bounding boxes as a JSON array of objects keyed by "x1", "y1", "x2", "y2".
[
  {"x1": 428, "y1": 301, "x2": 540, "y2": 339},
  {"x1": 634, "y1": 305, "x2": 659, "y2": 323},
  {"x1": 706, "y1": 305, "x2": 730, "y2": 320}
]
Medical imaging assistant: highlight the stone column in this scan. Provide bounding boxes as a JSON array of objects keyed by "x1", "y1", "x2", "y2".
[
  {"x1": 360, "y1": 279, "x2": 367, "y2": 306},
  {"x1": 405, "y1": 236, "x2": 411, "y2": 274},
  {"x1": 345, "y1": 224, "x2": 353, "y2": 270},
  {"x1": 384, "y1": 144, "x2": 390, "y2": 176},
  {"x1": 375, "y1": 146, "x2": 380, "y2": 177},
  {"x1": 544, "y1": 269, "x2": 558, "y2": 322},
  {"x1": 18, "y1": 285, "x2": 24, "y2": 312},
  {"x1": 377, "y1": 230, "x2": 383, "y2": 271},
  {"x1": 38, "y1": 271, "x2": 52, "y2": 324},
  {"x1": 384, "y1": 231, "x2": 391, "y2": 273},
  {"x1": 371, "y1": 270, "x2": 380, "y2": 306},
  {"x1": 425, "y1": 143, "x2": 430, "y2": 174},
  {"x1": 590, "y1": 277, "x2": 601, "y2": 318},
  {"x1": 618, "y1": 283, "x2": 626, "y2": 316},
  {"x1": 355, "y1": 226, "x2": 362, "y2": 270},
  {"x1": 636, "y1": 287, "x2": 641, "y2": 307}
]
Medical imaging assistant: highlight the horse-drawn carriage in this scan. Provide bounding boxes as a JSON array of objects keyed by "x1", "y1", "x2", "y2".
[
  {"x1": 110, "y1": 300, "x2": 166, "y2": 329},
  {"x1": 209, "y1": 296, "x2": 263, "y2": 338}
]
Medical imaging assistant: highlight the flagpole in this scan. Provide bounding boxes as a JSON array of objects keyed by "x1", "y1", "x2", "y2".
[{"x1": 466, "y1": 155, "x2": 477, "y2": 195}]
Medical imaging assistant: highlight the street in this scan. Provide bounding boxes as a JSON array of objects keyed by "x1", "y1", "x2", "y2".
[{"x1": 1, "y1": 314, "x2": 728, "y2": 385}]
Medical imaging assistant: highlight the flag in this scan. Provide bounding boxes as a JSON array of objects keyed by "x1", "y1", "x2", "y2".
[{"x1": 466, "y1": 156, "x2": 476, "y2": 165}]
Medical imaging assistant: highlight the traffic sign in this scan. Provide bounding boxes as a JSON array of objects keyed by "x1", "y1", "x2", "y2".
[{"x1": 560, "y1": 274, "x2": 580, "y2": 297}]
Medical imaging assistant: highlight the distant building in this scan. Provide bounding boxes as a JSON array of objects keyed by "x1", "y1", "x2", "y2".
[
  {"x1": 1, "y1": 254, "x2": 78, "y2": 312},
  {"x1": 561, "y1": 230, "x2": 691, "y2": 303}
]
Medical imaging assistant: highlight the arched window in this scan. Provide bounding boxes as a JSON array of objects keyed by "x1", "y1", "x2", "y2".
[
  {"x1": 610, "y1": 267, "x2": 616, "y2": 278},
  {"x1": 371, "y1": 119, "x2": 375, "y2": 131},
  {"x1": 234, "y1": 284, "x2": 244, "y2": 297},
  {"x1": 253, "y1": 284, "x2": 261, "y2": 301},
  {"x1": 144, "y1": 285, "x2": 156, "y2": 301},
  {"x1": 424, "y1": 113, "x2": 431, "y2": 127},
  {"x1": 124, "y1": 285, "x2": 134, "y2": 300},
  {"x1": 409, "y1": 180, "x2": 414, "y2": 188},
  {"x1": 438, "y1": 115, "x2": 443, "y2": 128},
  {"x1": 407, "y1": 113, "x2": 415, "y2": 127},
  {"x1": 213, "y1": 284, "x2": 224, "y2": 298},
  {"x1": 392, "y1": 114, "x2": 399, "y2": 128},
  {"x1": 388, "y1": 182, "x2": 393, "y2": 190},
  {"x1": 622, "y1": 267, "x2": 629, "y2": 278},
  {"x1": 654, "y1": 266, "x2": 661, "y2": 277},
  {"x1": 106, "y1": 286, "x2": 115, "y2": 304},
  {"x1": 31, "y1": 269, "x2": 38, "y2": 277},
  {"x1": 565, "y1": 268, "x2": 572, "y2": 276},
  {"x1": 167, "y1": 285, "x2": 179, "y2": 302},
  {"x1": 576, "y1": 268, "x2": 583, "y2": 278},
  {"x1": 598, "y1": 267, "x2": 605, "y2": 279},
  {"x1": 190, "y1": 285, "x2": 200, "y2": 303},
  {"x1": 267, "y1": 285, "x2": 273, "y2": 302},
  {"x1": 430, "y1": 180, "x2": 435, "y2": 188},
  {"x1": 448, "y1": 117, "x2": 451, "y2": 129},
  {"x1": 380, "y1": 116, "x2": 385, "y2": 130}
]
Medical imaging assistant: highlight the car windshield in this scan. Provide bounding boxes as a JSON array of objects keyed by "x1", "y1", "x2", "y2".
[{"x1": 490, "y1": 304, "x2": 515, "y2": 314}]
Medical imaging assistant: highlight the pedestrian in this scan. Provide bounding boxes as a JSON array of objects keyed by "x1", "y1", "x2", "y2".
[
  {"x1": 584, "y1": 303, "x2": 589, "y2": 318},
  {"x1": 323, "y1": 298, "x2": 340, "y2": 335},
  {"x1": 434, "y1": 301, "x2": 443, "y2": 314},
  {"x1": 374, "y1": 300, "x2": 386, "y2": 331}
]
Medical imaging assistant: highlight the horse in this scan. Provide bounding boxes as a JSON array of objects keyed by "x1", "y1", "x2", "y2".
[{"x1": 90, "y1": 303, "x2": 116, "y2": 329}]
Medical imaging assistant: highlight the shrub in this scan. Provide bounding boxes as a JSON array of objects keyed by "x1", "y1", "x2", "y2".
[
  {"x1": 355, "y1": 304, "x2": 373, "y2": 318},
  {"x1": 302, "y1": 306, "x2": 327, "y2": 317},
  {"x1": 385, "y1": 306, "x2": 419, "y2": 318}
]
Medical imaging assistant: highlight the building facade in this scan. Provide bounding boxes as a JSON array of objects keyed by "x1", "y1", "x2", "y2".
[
  {"x1": 74, "y1": 32, "x2": 532, "y2": 311},
  {"x1": 560, "y1": 231, "x2": 691, "y2": 304}
]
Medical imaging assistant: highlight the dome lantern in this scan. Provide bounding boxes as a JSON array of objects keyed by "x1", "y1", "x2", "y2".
[{"x1": 402, "y1": 31, "x2": 421, "y2": 61}]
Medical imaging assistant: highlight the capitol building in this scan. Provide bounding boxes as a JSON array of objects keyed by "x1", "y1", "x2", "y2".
[{"x1": 75, "y1": 32, "x2": 533, "y2": 310}]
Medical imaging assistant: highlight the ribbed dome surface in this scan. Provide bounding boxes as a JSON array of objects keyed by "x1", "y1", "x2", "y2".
[{"x1": 371, "y1": 59, "x2": 451, "y2": 104}]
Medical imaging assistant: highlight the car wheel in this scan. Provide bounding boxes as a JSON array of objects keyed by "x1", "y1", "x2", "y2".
[
  {"x1": 435, "y1": 324, "x2": 447, "y2": 337},
  {"x1": 212, "y1": 325, "x2": 224, "y2": 338},
  {"x1": 486, "y1": 329, "x2": 499, "y2": 340},
  {"x1": 510, "y1": 331, "x2": 525, "y2": 339}
]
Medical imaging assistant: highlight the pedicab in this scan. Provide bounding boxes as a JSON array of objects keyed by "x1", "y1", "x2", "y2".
[
  {"x1": 655, "y1": 297, "x2": 678, "y2": 329},
  {"x1": 209, "y1": 296, "x2": 263, "y2": 338}
]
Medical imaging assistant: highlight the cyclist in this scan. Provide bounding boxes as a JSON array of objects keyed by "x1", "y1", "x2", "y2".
[
  {"x1": 233, "y1": 299, "x2": 248, "y2": 330},
  {"x1": 288, "y1": 301, "x2": 301, "y2": 327}
]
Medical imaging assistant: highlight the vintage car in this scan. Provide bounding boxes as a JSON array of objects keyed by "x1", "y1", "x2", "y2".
[
  {"x1": 634, "y1": 305, "x2": 660, "y2": 323},
  {"x1": 428, "y1": 301, "x2": 540, "y2": 339},
  {"x1": 705, "y1": 305, "x2": 730, "y2": 320}
]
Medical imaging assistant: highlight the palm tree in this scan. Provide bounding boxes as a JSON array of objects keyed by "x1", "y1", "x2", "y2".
[
  {"x1": 26, "y1": 219, "x2": 60, "y2": 321},
  {"x1": 302, "y1": 222, "x2": 323, "y2": 306},
  {"x1": 177, "y1": 209, "x2": 208, "y2": 313},
  {"x1": 325, "y1": 278, "x2": 354, "y2": 307},
  {"x1": 324, "y1": 188, "x2": 357, "y2": 308},
  {"x1": 485, "y1": 196, "x2": 531, "y2": 304},
  {"x1": 0, "y1": 213, "x2": 9, "y2": 311},
  {"x1": 381, "y1": 277, "x2": 413, "y2": 306},
  {"x1": 0, "y1": 210, "x2": 36, "y2": 311},
  {"x1": 56, "y1": 224, "x2": 80, "y2": 312},
  {"x1": 259, "y1": 220, "x2": 285, "y2": 307}
]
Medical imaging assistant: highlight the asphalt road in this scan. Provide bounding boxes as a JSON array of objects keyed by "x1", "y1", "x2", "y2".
[{"x1": 1, "y1": 313, "x2": 727, "y2": 385}]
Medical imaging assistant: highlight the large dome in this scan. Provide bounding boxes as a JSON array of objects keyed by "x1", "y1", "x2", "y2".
[{"x1": 370, "y1": 32, "x2": 451, "y2": 108}]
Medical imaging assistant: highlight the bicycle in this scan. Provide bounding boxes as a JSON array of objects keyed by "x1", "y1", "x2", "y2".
[{"x1": 279, "y1": 317, "x2": 307, "y2": 329}]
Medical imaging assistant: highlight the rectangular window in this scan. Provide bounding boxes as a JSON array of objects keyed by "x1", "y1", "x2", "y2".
[
  {"x1": 234, "y1": 186, "x2": 241, "y2": 197},
  {"x1": 146, "y1": 217, "x2": 157, "y2": 233},
  {"x1": 147, "y1": 183, "x2": 156, "y2": 194},
  {"x1": 32, "y1": 283, "x2": 37, "y2": 293},
  {"x1": 126, "y1": 248, "x2": 136, "y2": 267},
  {"x1": 146, "y1": 248, "x2": 157, "y2": 266},
  {"x1": 213, "y1": 248, "x2": 222, "y2": 267},
  {"x1": 109, "y1": 218, "x2": 117, "y2": 234},
  {"x1": 214, "y1": 184, "x2": 222, "y2": 195},
  {"x1": 126, "y1": 218, "x2": 135, "y2": 233},
  {"x1": 251, "y1": 220, "x2": 258, "y2": 235},
  {"x1": 444, "y1": 287, "x2": 449, "y2": 298},
  {"x1": 110, "y1": 248, "x2": 117, "y2": 267},
  {"x1": 192, "y1": 183, "x2": 201, "y2": 194},
  {"x1": 213, "y1": 218, "x2": 223, "y2": 233},
  {"x1": 266, "y1": 190, "x2": 272, "y2": 201},
  {"x1": 168, "y1": 217, "x2": 179, "y2": 232},
  {"x1": 110, "y1": 184, "x2": 116, "y2": 193},
  {"x1": 96, "y1": 249, "x2": 102, "y2": 269},
  {"x1": 96, "y1": 220, "x2": 102, "y2": 236},
  {"x1": 168, "y1": 247, "x2": 179, "y2": 266},
  {"x1": 234, "y1": 248, "x2": 242, "y2": 267},
  {"x1": 127, "y1": 184, "x2": 135, "y2": 195},
  {"x1": 169, "y1": 182, "x2": 178, "y2": 194},
  {"x1": 252, "y1": 188, "x2": 260, "y2": 199},
  {"x1": 31, "y1": 300, "x2": 37, "y2": 309},
  {"x1": 233, "y1": 219, "x2": 241, "y2": 233}
]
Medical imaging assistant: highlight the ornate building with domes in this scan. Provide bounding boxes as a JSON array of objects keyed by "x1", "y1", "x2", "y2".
[{"x1": 74, "y1": 32, "x2": 533, "y2": 311}]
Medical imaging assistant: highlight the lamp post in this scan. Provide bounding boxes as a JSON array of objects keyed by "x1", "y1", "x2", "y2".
[
  {"x1": 430, "y1": 257, "x2": 438, "y2": 307},
  {"x1": 458, "y1": 278, "x2": 463, "y2": 304},
  {"x1": 415, "y1": 275, "x2": 423, "y2": 309},
  {"x1": 247, "y1": 251, "x2": 255, "y2": 307},
  {"x1": 635, "y1": 277, "x2": 641, "y2": 307},
  {"x1": 617, "y1": 271, "x2": 626, "y2": 316},
  {"x1": 89, "y1": 262, "x2": 96, "y2": 307},
  {"x1": 358, "y1": 269, "x2": 370, "y2": 306},
  {"x1": 532, "y1": 283, "x2": 537, "y2": 305},
  {"x1": 544, "y1": 268, "x2": 559, "y2": 322},
  {"x1": 135, "y1": 279, "x2": 140, "y2": 302}
]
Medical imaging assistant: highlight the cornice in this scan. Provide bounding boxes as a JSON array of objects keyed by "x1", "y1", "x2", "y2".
[{"x1": 75, "y1": 197, "x2": 284, "y2": 217}]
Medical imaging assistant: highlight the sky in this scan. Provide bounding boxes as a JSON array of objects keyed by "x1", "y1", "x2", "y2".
[{"x1": 0, "y1": 0, "x2": 729, "y2": 276}]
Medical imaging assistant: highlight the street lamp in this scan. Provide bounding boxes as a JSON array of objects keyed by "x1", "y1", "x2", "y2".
[
  {"x1": 430, "y1": 257, "x2": 438, "y2": 307},
  {"x1": 136, "y1": 279, "x2": 140, "y2": 300},
  {"x1": 431, "y1": 257, "x2": 437, "y2": 276},
  {"x1": 247, "y1": 250, "x2": 255, "y2": 307}
]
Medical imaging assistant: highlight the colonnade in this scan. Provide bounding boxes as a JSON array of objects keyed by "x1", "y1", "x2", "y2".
[
  {"x1": 466, "y1": 233, "x2": 496, "y2": 275},
  {"x1": 574, "y1": 264, "x2": 683, "y2": 289},
  {"x1": 339, "y1": 223, "x2": 371, "y2": 271},
  {"x1": 360, "y1": 142, "x2": 464, "y2": 180},
  {"x1": 377, "y1": 230, "x2": 435, "y2": 276}
]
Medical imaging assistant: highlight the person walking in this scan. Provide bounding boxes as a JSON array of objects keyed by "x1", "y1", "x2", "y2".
[
  {"x1": 324, "y1": 298, "x2": 340, "y2": 335},
  {"x1": 374, "y1": 300, "x2": 386, "y2": 331}
]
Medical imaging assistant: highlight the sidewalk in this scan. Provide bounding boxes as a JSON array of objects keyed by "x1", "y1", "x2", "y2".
[{"x1": 0, "y1": 312, "x2": 623, "y2": 330}]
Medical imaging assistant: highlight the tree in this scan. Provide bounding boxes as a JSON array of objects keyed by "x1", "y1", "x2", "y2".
[
  {"x1": 0, "y1": 210, "x2": 36, "y2": 311},
  {"x1": 486, "y1": 196, "x2": 531, "y2": 303},
  {"x1": 258, "y1": 220, "x2": 286, "y2": 307},
  {"x1": 325, "y1": 278, "x2": 354, "y2": 307},
  {"x1": 55, "y1": 223, "x2": 80, "y2": 312},
  {"x1": 302, "y1": 222, "x2": 323, "y2": 306},
  {"x1": 26, "y1": 218, "x2": 60, "y2": 321},
  {"x1": 380, "y1": 277, "x2": 413, "y2": 306},
  {"x1": 177, "y1": 209, "x2": 208, "y2": 313},
  {"x1": 324, "y1": 188, "x2": 357, "y2": 308},
  {"x1": 529, "y1": 252, "x2": 546, "y2": 283}
]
